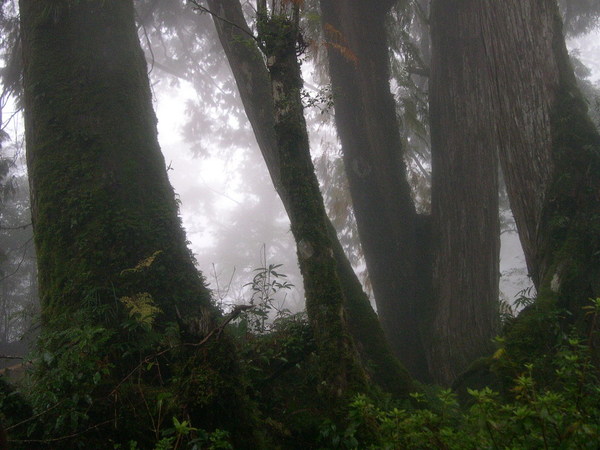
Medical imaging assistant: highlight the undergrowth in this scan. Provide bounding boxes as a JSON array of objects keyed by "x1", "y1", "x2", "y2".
[{"x1": 2, "y1": 257, "x2": 599, "y2": 449}]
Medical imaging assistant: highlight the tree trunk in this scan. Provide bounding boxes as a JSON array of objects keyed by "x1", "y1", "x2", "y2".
[
  {"x1": 20, "y1": 0, "x2": 258, "y2": 445},
  {"x1": 428, "y1": 0, "x2": 501, "y2": 385},
  {"x1": 480, "y1": 0, "x2": 600, "y2": 313},
  {"x1": 319, "y1": 0, "x2": 431, "y2": 381},
  {"x1": 204, "y1": 0, "x2": 416, "y2": 397},
  {"x1": 257, "y1": 6, "x2": 368, "y2": 399}
]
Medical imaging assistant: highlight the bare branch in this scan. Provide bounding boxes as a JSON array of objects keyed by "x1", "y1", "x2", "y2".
[{"x1": 188, "y1": 0, "x2": 259, "y2": 43}]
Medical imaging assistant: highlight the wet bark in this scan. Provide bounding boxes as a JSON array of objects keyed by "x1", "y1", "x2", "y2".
[
  {"x1": 319, "y1": 0, "x2": 431, "y2": 381},
  {"x1": 20, "y1": 0, "x2": 258, "y2": 445},
  {"x1": 429, "y1": 0, "x2": 501, "y2": 385},
  {"x1": 205, "y1": 0, "x2": 415, "y2": 397},
  {"x1": 480, "y1": 1, "x2": 600, "y2": 312}
]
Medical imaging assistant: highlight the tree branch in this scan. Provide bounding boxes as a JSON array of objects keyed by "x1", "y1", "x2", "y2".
[
  {"x1": 188, "y1": 0, "x2": 259, "y2": 43},
  {"x1": 0, "y1": 222, "x2": 32, "y2": 230}
]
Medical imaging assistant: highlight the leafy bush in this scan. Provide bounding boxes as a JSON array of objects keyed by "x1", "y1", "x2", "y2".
[{"x1": 322, "y1": 299, "x2": 600, "y2": 449}]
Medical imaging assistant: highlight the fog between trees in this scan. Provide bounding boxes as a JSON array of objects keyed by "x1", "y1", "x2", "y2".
[{"x1": 0, "y1": 0, "x2": 599, "y2": 447}]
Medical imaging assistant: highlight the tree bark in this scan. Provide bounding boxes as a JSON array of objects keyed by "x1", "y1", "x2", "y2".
[
  {"x1": 429, "y1": 0, "x2": 501, "y2": 385},
  {"x1": 204, "y1": 0, "x2": 415, "y2": 397},
  {"x1": 20, "y1": 0, "x2": 258, "y2": 445},
  {"x1": 319, "y1": 0, "x2": 431, "y2": 381},
  {"x1": 257, "y1": 6, "x2": 368, "y2": 399},
  {"x1": 480, "y1": 1, "x2": 600, "y2": 312}
]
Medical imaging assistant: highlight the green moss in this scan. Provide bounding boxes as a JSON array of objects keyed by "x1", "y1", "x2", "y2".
[
  {"x1": 258, "y1": 12, "x2": 369, "y2": 403},
  {"x1": 535, "y1": 13, "x2": 600, "y2": 319},
  {"x1": 19, "y1": 0, "x2": 261, "y2": 445}
]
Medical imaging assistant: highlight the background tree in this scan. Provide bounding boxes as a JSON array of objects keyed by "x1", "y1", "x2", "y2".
[
  {"x1": 318, "y1": 0, "x2": 431, "y2": 381},
  {"x1": 0, "y1": 174, "x2": 37, "y2": 362},
  {"x1": 200, "y1": 0, "x2": 414, "y2": 397},
  {"x1": 319, "y1": 0, "x2": 503, "y2": 384},
  {"x1": 428, "y1": 0, "x2": 501, "y2": 386}
]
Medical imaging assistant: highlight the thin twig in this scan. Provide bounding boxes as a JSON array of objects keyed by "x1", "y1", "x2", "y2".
[
  {"x1": 109, "y1": 304, "x2": 254, "y2": 396},
  {"x1": 0, "y1": 222, "x2": 32, "y2": 230},
  {"x1": 0, "y1": 236, "x2": 33, "y2": 283},
  {"x1": 188, "y1": 0, "x2": 259, "y2": 43},
  {"x1": 8, "y1": 419, "x2": 113, "y2": 444},
  {"x1": 0, "y1": 355, "x2": 23, "y2": 360},
  {"x1": 6, "y1": 399, "x2": 67, "y2": 432}
]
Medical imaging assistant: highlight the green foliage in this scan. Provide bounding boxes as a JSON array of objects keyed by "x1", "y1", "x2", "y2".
[
  {"x1": 326, "y1": 351, "x2": 599, "y2": 448},
  {"x1": 239, "y1": 263, "x2": 294, "y2": 334},
  {"x1": 120, "y1": 292, "x2": 162, "y2": 328},
  {"x1": 320, "y1": 299, "x2": 600, "y2": 449},
  {"x1": 142, "y1": 417, "x2": 233, "y2": 450}
]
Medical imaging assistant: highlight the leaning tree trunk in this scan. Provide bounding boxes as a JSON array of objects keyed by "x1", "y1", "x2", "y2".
[
  {"x1": 319, "y1": 0, "x2": 431, "y2": 382},
  {"x1": 429, "y1": 0, "x2": 501, "y2": 385},
  {"x1": 204, "y1": 0, "x2": 414, "y2": 398},
  {"x1": 20, "y1": 0, "x2": 258, "y2": 446},
  {"x1": 257, "y1": 6, "x2": 368, "y2": 399},
  {"x1": 479, "y1": 0, "x2": 600, "y2": 314}
]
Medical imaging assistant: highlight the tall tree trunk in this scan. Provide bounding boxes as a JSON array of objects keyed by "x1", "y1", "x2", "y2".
[
  {"x1": 20, "y1": 0, "x2": 258, "y2": 445},
  {"x1": 257, "y1": 5, "x2": 367, "y2": 399},
  {"x1": 429, "y1": 0, "x2": 501, "y2": 385},
  {"x1": 203, "y1": 0, "x2": 415, "y2": 397},
  {"x1": 480, "y1": 0, "x2": 600, "y2": 313},
  {"x1": 319, "y1": 0, "x2": 431, "y2": 381}
]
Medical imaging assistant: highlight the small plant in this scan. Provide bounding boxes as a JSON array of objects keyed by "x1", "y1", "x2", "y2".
[{"x1": 242, "y1": 262, "x2": 294, "y2": 334}]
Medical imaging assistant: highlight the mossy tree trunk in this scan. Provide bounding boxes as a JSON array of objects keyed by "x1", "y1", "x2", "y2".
[
  {"x1": 478, "y1": 1, "x2": 600, "y2": 314},
  {"x1": 256, "y1": 3, "x2": 367, "y2": 400},
  {"x1": 19, "y1": 0, "x2": 258, "y2": 446},
  {"x1": 204, "y1": 0, "x2": 415, "y2": 398},
  {"x1": 428, "y1": 0, "x2": 501, "y2": 385}
]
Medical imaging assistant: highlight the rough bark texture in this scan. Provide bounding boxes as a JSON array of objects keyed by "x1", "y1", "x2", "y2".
[
  {"x1": 205, "y1": 0, "x2": 415, "y2": 397},
  {"x1": 20, "y1": 0, "x2": 258, "y2": 445},
  {"x1": 319, "y1": 0, "x2": 430, "y2": 381},
  {"x1": 429, "y1": 0, "x2": 501, "y2": 385},
  {"x1": 482, "y1": 1, "x2": 600, "y2": 312}
]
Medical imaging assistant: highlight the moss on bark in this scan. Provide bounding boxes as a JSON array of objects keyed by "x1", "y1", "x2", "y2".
[
  {"x1": 257, "y1": 10, "x2": 368, "y2": 401},
  {"x1": 207, "y1": 0, "x2": 415, "y2": 400},
  {"x1": 19, "y1": 1, "x2": 261, "y2": 446},
  {"x1": 537, "y1": 8, "x2": 600, "y2": 315}
]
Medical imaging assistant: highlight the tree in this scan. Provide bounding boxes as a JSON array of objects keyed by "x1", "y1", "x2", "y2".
[
  {"x1": 19, "y1": 0, "x2": 258, "y2": 445},
  {"x1": 319, "y1": 0, "x2": 501, "y2": 384},
  {"x1": 477, "y1": 1, "x2": 600, "y2": 315},
  {"x1": 0, "y1": 175, "x2": 37, "y2": 356},
  {"x1": 319, "y1": 0, "x2": 431, "y2": 381},
  {"x1": 200, "y1": 0, "x2": 414, "y2": 397},
  {"x1": 428, "y1": 0, "x2": 501, "y2": 385}
]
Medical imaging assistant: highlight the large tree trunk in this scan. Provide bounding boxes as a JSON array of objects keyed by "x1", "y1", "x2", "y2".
[
  {"x1": 429, "y1": 0, "x2": 501, "y2": 385},
  {"x1": 20, "y1": 0, "x2": 258, "y2": 445},
  {"x1": 319, "y1": 0, "x2": 431, "y2": 381},
  {"x1": 204, "y1": 0, "x2": 415, "y2": 397},
  {"x1": 479, "y1": 0, "x2": 600, "y2": 313}
]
